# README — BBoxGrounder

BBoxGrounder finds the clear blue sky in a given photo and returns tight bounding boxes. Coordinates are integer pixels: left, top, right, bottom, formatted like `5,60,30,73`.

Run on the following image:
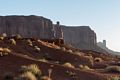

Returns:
0,0,120,51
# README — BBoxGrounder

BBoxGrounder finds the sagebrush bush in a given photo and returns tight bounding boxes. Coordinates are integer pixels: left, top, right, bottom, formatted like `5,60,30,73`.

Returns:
105,66,120,73
34,46,41,52
63,62,75,68
19,64,42,77
108,76,120,80
27,39,33,46
0,48,11,56
3,48,11,53
61,47,66,51
79,65,90,70
67,49,73,53
15,34,22,39
0,36,4,40
18,71,37,80
10,39,16,45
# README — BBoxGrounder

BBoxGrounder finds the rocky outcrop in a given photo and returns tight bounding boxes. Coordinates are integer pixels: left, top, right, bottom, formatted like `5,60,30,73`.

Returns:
97,40,120,55
0,15,54,39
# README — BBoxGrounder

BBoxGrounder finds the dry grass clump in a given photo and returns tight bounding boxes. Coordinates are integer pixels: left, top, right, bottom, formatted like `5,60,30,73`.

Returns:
19,64,42,77
94,57,103,62
63,62,75,68
79,65,90,70
61,47,66,51
0,47,11,56
27,39,33,46
67,49,73,53
0,33,7,40
107,76,120,80
10,39,16,45
34,46,41,52
14,34,22,39
38,58,48,62
105,66,120,73
18,71,37,80
74,51,82,56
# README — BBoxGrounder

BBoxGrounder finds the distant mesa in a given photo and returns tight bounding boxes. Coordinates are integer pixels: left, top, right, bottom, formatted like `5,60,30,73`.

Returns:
0,15,115,54
97,40,120,55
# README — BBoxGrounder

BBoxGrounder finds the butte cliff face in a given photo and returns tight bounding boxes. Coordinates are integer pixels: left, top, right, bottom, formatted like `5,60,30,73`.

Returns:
60,26,97,49
0,15,107,53
0,15,55,39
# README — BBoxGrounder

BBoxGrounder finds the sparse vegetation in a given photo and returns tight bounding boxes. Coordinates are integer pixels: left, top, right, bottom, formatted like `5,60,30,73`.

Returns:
15,34,22,39
10,39,16,45
34,46,41,52
0,47,11,56
61,47,66,51
63,62,75,68
79,65,90,70
67,49,73,53
18,71,37,80
19,64,42,77
27,39,33,46
107,76,120,80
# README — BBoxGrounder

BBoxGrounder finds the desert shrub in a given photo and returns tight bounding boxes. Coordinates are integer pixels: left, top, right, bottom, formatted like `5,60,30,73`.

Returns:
74,51,82,56
34,46,41,52
79,65,90,70
84,56,94,66
84,65,90,70
19,64,42,77
38,58,48,62
3,48,11,53
10,39,16,45
79,64,84,69
67,49,73,53
18,71,37,80
15,34,22,39
0,48,11,56
105,66,120,73
27,39,33,46
3,72,14,80
107,76,120,80
0,36,4,40
94,57,103,62
63,62,75,68
61,47,66,51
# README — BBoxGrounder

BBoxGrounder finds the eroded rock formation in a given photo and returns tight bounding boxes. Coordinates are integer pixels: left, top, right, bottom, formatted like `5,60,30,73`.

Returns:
0,15,54,39
0,15,107,53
